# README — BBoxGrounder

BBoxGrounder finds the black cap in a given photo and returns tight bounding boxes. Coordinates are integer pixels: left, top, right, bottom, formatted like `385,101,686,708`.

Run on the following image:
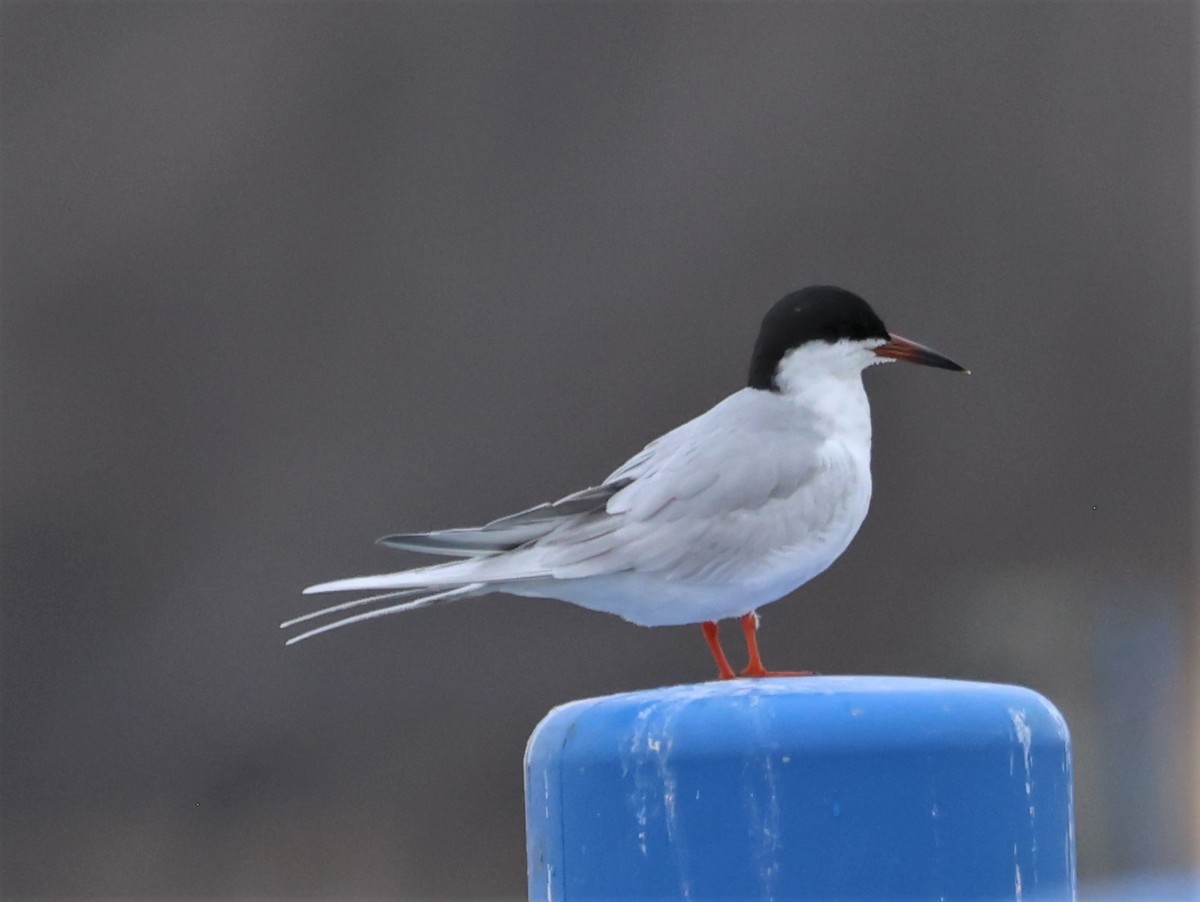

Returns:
747,286,888,391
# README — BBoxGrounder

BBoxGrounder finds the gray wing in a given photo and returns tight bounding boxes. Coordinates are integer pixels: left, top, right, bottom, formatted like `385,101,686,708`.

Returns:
382,388,834,586
522,390,838,583
377,480,631,557
602,389,824,521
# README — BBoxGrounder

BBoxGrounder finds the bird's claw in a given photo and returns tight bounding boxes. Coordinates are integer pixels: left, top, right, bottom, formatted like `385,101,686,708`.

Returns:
736,666,816,679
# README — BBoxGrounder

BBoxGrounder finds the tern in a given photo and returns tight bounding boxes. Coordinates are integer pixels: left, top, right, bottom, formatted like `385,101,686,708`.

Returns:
285,285,966,678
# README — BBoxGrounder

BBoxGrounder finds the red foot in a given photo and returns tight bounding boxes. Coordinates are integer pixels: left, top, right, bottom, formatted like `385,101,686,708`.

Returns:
701,621,736,680
738,612,811,678
739,663,815,678
700,614,813,679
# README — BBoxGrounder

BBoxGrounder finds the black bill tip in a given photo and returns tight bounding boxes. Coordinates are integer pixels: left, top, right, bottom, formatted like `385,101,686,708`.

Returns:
874,333,969,374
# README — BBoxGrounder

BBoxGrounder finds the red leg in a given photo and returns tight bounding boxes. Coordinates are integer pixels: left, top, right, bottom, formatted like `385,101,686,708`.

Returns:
701,621,736,680
739,612,813,678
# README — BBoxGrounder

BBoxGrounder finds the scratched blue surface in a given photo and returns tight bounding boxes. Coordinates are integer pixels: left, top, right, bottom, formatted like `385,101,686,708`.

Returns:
525,676,1075,901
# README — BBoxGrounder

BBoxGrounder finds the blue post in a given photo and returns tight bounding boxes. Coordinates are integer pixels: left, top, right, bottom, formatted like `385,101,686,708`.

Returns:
525,677,1075,900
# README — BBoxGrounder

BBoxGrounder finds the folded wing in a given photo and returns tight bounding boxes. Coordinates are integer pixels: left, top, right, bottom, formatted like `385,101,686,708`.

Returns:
376,480,631,557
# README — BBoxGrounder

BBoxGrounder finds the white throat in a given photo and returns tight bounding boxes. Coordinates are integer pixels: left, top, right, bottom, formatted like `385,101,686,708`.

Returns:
772,338,887,439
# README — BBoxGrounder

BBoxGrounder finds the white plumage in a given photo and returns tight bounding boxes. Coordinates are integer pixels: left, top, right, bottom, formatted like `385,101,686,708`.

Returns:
286,286,965,676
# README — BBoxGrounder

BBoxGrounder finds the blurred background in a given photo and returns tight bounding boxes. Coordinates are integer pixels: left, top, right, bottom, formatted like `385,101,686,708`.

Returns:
1,1,1195,898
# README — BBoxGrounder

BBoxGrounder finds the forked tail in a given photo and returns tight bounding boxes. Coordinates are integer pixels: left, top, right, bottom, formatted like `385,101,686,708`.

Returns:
282,581,486,645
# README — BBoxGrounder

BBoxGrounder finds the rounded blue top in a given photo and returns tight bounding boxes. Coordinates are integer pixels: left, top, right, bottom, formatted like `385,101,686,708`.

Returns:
526,676,1075,901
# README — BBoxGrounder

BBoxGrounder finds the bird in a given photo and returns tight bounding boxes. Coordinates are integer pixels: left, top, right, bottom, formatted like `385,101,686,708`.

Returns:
284,285,967,678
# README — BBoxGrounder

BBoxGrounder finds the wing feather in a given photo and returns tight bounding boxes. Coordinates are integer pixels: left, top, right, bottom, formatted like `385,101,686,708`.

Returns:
528,390,840,583
378,480,630,556
602,391,823,526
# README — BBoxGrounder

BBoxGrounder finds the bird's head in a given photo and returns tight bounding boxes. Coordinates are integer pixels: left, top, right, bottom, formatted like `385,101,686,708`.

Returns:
747,285,967,393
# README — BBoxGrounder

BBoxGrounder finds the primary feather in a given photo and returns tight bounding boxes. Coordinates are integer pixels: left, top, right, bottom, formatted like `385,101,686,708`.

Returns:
375,482,629,557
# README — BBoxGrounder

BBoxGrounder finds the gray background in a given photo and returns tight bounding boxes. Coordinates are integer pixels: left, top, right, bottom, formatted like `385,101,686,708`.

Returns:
2,1,1195,898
